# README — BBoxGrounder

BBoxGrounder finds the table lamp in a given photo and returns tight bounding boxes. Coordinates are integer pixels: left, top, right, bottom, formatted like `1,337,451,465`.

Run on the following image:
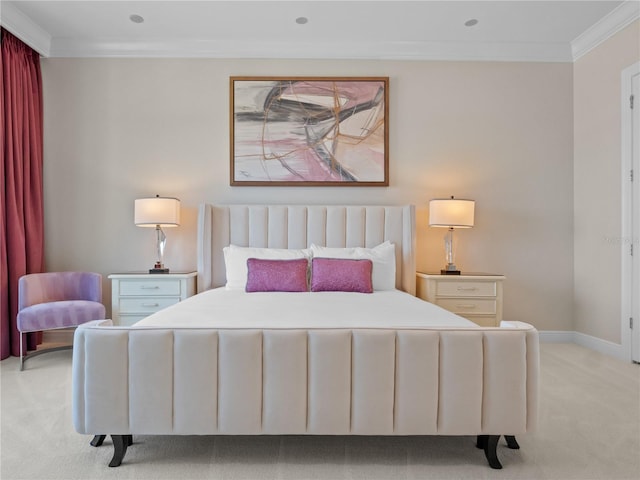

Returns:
134,195,181,273
429,196,475,275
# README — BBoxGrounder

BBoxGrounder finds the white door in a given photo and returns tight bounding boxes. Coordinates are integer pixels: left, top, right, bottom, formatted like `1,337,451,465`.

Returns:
631,71,640,363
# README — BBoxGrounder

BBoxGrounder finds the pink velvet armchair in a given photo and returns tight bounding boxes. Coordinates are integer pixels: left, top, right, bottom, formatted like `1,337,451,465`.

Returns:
17,272,106,370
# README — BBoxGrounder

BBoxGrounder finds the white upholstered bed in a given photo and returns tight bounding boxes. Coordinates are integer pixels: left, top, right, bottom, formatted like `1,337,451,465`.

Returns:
72,205,539,469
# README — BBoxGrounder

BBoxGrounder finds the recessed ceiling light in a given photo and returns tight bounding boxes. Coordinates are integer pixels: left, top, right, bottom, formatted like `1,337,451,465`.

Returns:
129,14,144,24
295,17,308,25
464,19,478,27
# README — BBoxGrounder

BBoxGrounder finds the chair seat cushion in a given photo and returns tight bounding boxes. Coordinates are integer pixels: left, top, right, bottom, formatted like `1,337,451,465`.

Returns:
17,301,106,333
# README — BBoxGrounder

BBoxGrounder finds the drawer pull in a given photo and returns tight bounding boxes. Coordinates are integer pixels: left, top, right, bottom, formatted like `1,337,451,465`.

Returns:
141,303,160,307
140,286,160,290
455,304,477,309
457,286,478,291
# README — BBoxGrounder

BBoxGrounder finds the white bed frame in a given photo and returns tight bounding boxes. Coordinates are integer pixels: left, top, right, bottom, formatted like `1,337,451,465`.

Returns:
72,204,539,470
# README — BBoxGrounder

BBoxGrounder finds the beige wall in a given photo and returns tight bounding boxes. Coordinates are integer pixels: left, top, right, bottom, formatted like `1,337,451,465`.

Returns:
573,20,640,344
41,58,574,331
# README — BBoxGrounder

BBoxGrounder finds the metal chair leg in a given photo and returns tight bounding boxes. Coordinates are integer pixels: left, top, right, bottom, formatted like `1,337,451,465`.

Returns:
19,332,24,371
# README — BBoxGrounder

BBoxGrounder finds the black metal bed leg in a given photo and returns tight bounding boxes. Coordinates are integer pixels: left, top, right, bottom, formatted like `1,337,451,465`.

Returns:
90,435,106,447
483,435,503,469
505,435,520,449
109,435,128,467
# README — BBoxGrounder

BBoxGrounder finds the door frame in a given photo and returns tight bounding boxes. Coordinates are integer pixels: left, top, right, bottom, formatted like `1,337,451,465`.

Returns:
621,61,639,362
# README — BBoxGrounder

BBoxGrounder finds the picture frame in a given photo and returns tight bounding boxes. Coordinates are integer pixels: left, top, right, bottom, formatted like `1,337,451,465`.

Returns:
230,76,389,186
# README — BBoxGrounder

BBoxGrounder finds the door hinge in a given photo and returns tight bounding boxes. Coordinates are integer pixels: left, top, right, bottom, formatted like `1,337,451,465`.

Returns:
632,94,635,109
632,244,634,256
631,317,634,329
632,169,635,182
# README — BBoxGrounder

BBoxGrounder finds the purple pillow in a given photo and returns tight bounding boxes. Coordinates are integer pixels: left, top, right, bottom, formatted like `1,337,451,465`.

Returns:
245,258,308,292
311,258,373,293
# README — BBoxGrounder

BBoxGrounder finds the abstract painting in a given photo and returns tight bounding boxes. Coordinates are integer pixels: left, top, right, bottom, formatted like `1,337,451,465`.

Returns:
230,77,389,186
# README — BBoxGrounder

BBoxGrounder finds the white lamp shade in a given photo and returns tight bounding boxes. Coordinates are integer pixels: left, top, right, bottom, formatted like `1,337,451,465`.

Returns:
429,198,475,228
134,197,181,227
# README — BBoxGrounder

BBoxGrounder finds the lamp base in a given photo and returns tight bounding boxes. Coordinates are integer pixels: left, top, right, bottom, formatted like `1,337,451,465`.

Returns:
150,261,169,274
441,269,461,275
149,268,169,274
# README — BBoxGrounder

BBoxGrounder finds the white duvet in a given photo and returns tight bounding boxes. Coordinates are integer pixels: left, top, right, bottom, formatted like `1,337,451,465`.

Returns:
135,288,476,329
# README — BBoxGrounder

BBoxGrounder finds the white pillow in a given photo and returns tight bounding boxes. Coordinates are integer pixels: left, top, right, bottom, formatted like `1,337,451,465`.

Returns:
309,245,358,259
223,245,312,289
310,241,396,291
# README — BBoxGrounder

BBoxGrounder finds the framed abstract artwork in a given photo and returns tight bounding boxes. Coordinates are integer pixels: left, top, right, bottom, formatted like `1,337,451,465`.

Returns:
230,77,389,186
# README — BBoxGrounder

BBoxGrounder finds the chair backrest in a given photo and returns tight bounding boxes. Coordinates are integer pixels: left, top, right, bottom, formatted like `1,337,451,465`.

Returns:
18,272,102,310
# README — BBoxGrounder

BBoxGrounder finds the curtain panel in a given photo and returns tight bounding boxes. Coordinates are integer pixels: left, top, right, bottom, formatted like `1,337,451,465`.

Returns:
1,29,45,359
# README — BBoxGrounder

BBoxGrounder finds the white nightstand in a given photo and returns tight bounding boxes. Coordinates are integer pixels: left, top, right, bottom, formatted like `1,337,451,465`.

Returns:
109,272,197,326
416,272,505,327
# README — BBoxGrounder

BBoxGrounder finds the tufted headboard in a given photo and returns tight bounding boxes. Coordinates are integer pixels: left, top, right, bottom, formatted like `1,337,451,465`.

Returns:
197,204,416,294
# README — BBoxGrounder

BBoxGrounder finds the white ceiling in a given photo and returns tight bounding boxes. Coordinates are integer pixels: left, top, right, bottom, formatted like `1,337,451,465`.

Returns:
2,1,639,61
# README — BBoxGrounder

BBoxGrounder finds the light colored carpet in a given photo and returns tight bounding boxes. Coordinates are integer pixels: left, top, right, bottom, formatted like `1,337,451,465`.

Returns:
1,343,638,480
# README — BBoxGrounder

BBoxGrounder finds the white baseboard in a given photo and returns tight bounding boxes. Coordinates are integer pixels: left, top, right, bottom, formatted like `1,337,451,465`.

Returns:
573,331,626,361
539,330,626,361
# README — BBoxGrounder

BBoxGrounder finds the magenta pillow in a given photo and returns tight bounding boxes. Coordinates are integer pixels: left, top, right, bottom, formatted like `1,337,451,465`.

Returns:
245,258,308,292
310,258,373,293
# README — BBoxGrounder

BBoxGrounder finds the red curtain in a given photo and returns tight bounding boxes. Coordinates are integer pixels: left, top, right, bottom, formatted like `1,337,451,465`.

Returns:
1,29,45,359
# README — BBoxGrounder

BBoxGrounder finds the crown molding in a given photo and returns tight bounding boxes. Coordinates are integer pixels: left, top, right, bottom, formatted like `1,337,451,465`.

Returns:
49,37,573,63
571,1,640,61
0,1,51,56
10,0,629,64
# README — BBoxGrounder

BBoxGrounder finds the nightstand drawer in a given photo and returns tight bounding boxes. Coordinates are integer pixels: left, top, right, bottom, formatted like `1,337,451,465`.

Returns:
119,297,179,314
436,298,497,315
436,281,496,297
119,279,182,296
416,273,504,327
109,272,197,326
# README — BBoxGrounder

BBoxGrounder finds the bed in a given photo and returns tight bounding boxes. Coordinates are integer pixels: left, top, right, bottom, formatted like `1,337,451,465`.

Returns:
72,204,539,469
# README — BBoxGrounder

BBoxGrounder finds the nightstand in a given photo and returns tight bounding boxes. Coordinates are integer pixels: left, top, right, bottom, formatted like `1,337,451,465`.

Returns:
108,272,197,326
416,272,505,327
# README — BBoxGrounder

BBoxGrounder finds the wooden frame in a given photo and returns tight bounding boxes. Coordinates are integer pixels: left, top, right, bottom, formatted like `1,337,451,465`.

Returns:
230,77,389,186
